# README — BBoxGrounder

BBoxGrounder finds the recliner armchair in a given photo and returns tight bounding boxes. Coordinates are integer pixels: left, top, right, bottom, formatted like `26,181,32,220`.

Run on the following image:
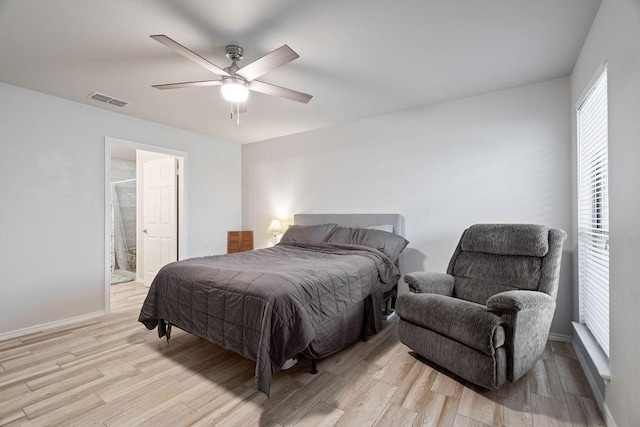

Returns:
396,224,566,389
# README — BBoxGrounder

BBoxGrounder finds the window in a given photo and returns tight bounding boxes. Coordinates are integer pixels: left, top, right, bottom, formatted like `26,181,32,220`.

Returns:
577,66,609,357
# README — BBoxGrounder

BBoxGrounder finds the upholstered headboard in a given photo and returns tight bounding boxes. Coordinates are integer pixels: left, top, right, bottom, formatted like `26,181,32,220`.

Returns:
293,213,405,237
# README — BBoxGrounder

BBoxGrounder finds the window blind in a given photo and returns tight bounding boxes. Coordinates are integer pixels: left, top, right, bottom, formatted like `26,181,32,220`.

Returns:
577,67,609,357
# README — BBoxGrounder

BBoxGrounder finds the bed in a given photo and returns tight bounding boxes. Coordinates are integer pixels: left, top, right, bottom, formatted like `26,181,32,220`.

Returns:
138,213,407,395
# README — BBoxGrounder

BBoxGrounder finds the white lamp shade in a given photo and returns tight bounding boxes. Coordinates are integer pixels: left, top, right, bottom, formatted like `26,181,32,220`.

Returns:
221,78,249,103
267,219,283,234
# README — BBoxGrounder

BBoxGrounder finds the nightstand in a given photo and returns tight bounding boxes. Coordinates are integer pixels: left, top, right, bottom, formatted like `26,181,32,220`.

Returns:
227,231,253,253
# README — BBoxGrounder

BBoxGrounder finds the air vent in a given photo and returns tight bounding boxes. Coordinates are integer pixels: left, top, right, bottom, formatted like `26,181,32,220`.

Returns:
108,98,128,107
88,92,128,108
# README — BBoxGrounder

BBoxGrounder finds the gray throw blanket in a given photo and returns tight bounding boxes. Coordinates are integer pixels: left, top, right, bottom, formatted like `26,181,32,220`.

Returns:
138,242,399,395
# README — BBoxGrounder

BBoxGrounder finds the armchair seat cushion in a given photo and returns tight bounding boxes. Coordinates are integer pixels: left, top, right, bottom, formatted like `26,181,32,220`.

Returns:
396,293,505,356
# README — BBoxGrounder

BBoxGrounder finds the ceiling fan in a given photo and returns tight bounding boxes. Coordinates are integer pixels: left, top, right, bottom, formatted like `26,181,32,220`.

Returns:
150,35,313,122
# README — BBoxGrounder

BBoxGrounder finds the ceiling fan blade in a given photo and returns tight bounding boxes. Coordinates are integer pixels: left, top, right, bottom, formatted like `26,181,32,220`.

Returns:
249,80,313,104
236,45,299,82
152,80,222,90
151,35,230,77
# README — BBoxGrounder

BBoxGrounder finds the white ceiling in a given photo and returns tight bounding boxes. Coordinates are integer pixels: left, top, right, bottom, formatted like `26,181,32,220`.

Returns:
0,0,600,144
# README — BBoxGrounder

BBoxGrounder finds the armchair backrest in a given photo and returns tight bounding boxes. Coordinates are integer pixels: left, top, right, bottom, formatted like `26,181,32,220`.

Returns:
446,224,567,305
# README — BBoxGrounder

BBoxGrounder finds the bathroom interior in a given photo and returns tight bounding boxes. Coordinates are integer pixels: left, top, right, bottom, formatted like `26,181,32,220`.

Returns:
110,146,136,285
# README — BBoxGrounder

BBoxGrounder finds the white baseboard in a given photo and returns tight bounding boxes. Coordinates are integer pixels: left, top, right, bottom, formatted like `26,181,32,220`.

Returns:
548,332,572,342
0,311,105,342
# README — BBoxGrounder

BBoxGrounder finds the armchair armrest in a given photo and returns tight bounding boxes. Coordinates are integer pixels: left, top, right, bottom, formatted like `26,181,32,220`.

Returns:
487,290,555,312
404,272,454,296
486,290,557,382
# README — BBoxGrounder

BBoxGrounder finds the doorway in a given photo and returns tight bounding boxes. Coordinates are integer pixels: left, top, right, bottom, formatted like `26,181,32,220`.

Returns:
110,145,137,285
104,137,187,313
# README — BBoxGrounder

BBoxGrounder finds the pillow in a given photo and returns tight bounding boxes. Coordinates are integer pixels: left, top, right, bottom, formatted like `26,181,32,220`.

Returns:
367,224,394,233
280,223,338,244
354,228,409,262
325,226,351,244
327,226,409,262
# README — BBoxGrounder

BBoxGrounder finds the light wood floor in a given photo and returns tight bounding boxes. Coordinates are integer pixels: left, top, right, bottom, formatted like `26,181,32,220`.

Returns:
0,282,604,426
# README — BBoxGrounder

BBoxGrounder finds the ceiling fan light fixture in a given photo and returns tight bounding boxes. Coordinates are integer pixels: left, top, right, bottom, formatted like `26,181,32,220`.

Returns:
221,78,249,103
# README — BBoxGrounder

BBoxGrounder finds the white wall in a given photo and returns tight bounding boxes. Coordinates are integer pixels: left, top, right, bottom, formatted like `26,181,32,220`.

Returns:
571,0,640,425
0,82,241,337
243,77,573,336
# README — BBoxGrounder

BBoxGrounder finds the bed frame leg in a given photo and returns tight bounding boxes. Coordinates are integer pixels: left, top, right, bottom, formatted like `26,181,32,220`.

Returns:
310,360,318,375
165,322,172,343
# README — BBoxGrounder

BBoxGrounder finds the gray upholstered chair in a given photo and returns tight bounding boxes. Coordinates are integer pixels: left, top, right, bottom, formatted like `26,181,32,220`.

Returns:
396,224,566,389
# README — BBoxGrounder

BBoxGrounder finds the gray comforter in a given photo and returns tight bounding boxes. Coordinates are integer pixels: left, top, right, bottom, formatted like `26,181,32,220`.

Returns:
138,242,399,395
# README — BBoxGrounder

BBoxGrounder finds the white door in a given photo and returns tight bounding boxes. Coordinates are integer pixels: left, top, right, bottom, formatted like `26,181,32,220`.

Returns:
143,156,177,286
